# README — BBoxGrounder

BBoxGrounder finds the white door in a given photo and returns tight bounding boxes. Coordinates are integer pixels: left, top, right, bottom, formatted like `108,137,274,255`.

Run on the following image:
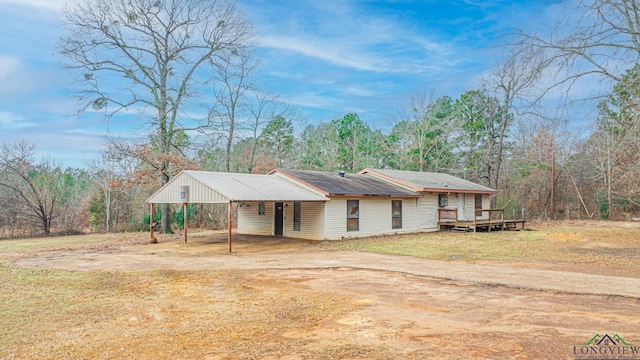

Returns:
457,194,465,221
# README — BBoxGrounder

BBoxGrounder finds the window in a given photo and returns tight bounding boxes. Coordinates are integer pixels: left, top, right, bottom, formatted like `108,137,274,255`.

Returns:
258,202,265,215
392,200,402,229
293,202,301,231
475,194,483,209
347,200,359,231
438,194,448,207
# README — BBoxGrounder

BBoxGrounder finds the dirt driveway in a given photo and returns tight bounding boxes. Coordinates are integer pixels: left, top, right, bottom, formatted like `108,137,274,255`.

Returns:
7,232,640,359
14,233,640,299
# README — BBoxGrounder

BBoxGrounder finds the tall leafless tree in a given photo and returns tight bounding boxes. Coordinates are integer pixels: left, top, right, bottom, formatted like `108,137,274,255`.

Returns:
59,0,254,232
487,47,550,196
208,49,257,172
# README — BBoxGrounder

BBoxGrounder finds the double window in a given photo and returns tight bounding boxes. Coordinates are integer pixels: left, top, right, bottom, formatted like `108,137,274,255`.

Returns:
392,200,402,229
347,200,359,231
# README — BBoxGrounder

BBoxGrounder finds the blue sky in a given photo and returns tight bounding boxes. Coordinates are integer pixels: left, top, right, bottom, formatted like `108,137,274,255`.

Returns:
0,0,555,167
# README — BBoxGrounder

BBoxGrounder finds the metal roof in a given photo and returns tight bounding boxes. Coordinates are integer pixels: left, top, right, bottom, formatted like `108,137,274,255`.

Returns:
273,169,419,197
147,170,327,203
360,168,498,194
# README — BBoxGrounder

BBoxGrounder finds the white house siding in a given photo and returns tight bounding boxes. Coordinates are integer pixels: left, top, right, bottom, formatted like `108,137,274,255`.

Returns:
478,194,490,220
282,202,326,240
417,193,439,230
323,197,418,240
323,199,347,240
148,174,229,204
237,202,274,236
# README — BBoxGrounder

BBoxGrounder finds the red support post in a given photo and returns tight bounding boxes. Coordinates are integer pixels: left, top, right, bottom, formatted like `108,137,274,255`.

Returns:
183,202,188,244
228,202,232,253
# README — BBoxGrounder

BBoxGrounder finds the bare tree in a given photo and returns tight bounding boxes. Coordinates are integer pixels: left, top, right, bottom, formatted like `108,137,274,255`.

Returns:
87,150,119,232
0,141,61,235
517,0,640,99
487,47,550,194
59,0,254,232
208,49,257,172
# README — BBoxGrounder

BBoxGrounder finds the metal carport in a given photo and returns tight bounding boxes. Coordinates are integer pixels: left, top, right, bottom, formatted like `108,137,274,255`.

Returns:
146,171,326,252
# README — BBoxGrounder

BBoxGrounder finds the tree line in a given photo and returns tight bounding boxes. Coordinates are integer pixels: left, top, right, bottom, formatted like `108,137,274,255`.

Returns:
1,0,639,237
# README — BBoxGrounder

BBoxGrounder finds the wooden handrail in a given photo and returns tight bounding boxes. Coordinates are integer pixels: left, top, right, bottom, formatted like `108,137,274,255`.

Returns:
474,209,504,224
439,208,507,224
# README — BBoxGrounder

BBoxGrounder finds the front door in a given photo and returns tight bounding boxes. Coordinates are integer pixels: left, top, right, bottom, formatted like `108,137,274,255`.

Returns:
274,202,284,236
457,194,465,221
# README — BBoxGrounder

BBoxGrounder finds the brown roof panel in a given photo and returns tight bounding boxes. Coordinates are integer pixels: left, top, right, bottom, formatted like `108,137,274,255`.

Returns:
273,169,419,197
360,168,498,194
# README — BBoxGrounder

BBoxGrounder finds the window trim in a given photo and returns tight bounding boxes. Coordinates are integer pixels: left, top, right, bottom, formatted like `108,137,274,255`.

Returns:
392,200,402,229
438,194,448,207
347,200,359,232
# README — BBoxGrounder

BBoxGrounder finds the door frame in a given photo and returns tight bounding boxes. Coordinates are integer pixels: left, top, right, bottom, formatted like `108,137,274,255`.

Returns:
274,202,284,236
457,194,465,221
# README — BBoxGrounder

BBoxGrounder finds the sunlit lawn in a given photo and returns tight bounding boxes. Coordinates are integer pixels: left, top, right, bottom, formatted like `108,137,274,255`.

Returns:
324,221,640,275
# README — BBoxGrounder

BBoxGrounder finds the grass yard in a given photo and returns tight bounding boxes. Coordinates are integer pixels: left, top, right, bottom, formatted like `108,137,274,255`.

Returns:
325,220,640,276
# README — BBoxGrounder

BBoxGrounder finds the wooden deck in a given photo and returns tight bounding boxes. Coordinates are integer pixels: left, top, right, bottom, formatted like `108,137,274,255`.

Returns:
438,209,526,232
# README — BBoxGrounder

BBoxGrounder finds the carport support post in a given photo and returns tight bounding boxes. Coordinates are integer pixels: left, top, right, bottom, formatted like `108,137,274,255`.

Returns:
183,202,188,244
149,203,157,243
228,201,232,253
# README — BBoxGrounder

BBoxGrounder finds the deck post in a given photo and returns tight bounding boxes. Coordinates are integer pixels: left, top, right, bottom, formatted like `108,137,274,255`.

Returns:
183,202,188,244
149,203,157,243
228,201,232,253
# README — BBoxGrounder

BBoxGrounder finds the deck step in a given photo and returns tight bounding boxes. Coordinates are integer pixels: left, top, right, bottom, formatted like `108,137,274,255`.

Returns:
451,226,470,232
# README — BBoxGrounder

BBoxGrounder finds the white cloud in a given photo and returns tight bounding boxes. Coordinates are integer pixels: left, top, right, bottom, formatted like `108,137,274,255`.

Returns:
253,0,458,76
259,35,385,73
0,0,65,11
0,111,35,129
0,55,22,81
342,86,380,97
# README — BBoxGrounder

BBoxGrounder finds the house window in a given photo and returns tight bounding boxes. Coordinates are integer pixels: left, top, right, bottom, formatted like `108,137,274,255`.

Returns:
392,200,402,229
293,202,301,231
347,200,359,231
475,194,483,209
258,202,265,215
438,194,448,207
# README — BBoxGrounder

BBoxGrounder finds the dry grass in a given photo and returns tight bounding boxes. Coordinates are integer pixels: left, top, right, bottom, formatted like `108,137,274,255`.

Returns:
324,220,640,276
0,262,370,359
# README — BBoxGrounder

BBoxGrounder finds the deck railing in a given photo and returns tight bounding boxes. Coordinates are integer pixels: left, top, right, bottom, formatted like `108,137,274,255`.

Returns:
438,208,524,231
438,208,505,224
438,208,458,222
474,209,504,224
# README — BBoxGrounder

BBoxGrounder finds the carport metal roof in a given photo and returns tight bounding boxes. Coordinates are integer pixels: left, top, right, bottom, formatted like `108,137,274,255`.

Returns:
146,171,326,252
147,170,327,204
